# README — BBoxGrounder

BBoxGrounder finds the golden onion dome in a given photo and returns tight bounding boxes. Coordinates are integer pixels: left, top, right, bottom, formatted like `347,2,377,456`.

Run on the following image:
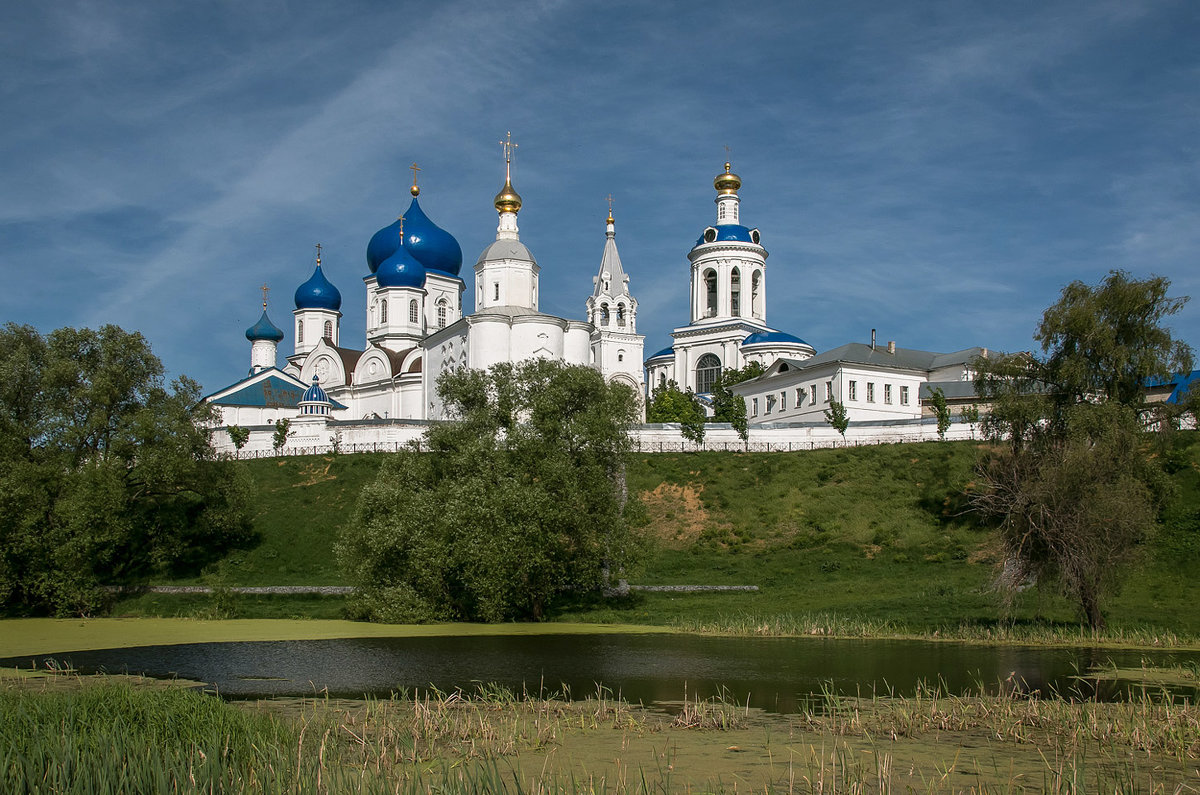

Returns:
714,162,741,195
494,177,522,214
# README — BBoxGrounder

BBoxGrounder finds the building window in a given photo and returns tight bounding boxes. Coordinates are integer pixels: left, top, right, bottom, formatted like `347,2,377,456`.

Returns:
848,380,857,401
796,388,804,407
824,381,832,402
379,299,388,324
766,395,775,415
617,352,624,362
780,391,787,410
696,353,721,394
751,271,762,316
600,303,609,326
730,268,741,316
323,320,333,340
659,373,667,388
900,385,910,405
884,384,893,404
866,382,875,403
409,299,419,323
617,303,626,327
704,269,717,317
751,398,758,417
297,321,303,344
493,283,499,301
437,299,448,329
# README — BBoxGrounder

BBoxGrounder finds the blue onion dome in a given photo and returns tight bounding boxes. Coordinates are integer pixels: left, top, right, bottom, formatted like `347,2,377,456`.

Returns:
245,310,284,342
366,217,402,274
301,376,329,403
742,330,810,347
401,197,463,276
294,263,342,311
375,241,427,288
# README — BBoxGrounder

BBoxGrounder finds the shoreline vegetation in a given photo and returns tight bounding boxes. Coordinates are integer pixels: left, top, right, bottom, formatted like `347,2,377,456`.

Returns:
3,671,1197,793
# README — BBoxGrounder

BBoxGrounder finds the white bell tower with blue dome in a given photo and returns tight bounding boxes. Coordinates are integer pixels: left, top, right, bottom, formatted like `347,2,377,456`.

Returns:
245,285,284,374
292,244,342,357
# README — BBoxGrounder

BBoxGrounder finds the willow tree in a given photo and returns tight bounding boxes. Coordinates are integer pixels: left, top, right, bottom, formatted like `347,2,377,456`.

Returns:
972,272,1191,628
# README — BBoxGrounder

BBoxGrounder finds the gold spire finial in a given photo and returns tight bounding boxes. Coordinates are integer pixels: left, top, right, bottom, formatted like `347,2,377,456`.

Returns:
398,216,404,237
605,193,614,225
494,131,522,214
315,242,322,266
714,159,741,195
260,284,269,310
409,162,421,197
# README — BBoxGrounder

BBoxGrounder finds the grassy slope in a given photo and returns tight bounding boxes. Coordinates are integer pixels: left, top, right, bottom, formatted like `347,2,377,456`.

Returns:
116,436,1200,635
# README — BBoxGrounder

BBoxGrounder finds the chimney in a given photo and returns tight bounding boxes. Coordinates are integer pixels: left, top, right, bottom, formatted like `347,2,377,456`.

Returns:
887,340,896,354
870,328,876,351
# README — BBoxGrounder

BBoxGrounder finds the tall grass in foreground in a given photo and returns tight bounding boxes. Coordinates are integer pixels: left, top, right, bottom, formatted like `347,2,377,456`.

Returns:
675,612,1196,647
4,679,1197,793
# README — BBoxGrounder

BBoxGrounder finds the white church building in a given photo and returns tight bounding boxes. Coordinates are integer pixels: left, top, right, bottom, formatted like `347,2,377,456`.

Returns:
205,151,992,452
204,140,645,434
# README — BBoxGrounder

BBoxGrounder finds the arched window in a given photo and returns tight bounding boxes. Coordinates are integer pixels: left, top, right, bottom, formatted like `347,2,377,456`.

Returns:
658,372,667,388
704,269,717,317
437,299,448,328
617,350,625,362
616,303,626,327
696,353,721,394
493,283,500,302
751,270,762,317
323,320,333,340
409,299,419,323
297,321,304,344
730,268,741,316
600,303,609,326
379,299,388,324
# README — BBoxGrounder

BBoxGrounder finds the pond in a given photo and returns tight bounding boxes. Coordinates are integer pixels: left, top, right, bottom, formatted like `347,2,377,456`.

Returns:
5,634,1198,713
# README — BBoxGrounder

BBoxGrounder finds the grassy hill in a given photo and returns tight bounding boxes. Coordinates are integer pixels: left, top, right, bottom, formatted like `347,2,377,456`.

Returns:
116,435,1200,636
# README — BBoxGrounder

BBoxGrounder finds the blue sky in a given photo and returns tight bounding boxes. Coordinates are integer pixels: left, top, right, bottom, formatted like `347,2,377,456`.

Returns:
3,0,1198,391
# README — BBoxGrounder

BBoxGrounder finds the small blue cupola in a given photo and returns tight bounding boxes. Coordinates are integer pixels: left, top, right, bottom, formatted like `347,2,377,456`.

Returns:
298,376,332,417
245,310,284,342
294,262,342,311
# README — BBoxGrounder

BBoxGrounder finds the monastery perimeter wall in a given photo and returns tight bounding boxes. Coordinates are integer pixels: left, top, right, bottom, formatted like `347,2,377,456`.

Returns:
214,417,979,459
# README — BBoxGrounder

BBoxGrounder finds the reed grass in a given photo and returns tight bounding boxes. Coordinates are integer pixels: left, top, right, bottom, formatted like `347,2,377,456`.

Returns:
673,611,1199,649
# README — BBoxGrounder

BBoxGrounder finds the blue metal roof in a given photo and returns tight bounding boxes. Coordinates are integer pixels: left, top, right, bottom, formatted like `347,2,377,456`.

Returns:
301,376,329,404
207,372,346,410
694,224,758,247
294,264,342,311
366,217,402,274
646,346,675,360
741,330,810,347
1146,370,1200,404
245,310,284,342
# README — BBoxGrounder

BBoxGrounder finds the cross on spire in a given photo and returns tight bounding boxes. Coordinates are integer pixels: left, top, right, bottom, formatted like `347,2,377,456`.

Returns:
260,284,269,309
409,162,421,196
315,242,322,265
499,131,518,184
605,193,614,225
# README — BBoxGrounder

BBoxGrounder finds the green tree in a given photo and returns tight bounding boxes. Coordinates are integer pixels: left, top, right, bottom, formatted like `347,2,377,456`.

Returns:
710,362,765,442
929,387,952,440
646,379,707,444
824,400,849,443
958,404,980,440
338,359,643,623
0,324,253,616
272,418,290,453
227,426,250,451
972,273,1192,628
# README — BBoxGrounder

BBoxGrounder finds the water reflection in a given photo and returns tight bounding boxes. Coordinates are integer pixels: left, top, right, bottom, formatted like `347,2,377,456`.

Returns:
4,634,1196,713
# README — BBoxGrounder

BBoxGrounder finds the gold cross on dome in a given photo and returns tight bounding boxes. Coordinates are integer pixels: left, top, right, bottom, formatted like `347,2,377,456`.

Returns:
260,284,269,309
606,193,614,213
409,162,420,188
315,242,322,265
499,131,518,164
